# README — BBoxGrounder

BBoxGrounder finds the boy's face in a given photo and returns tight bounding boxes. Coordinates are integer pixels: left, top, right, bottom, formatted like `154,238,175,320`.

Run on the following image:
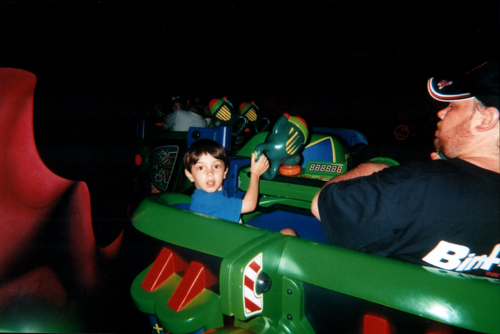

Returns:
185,153,228,193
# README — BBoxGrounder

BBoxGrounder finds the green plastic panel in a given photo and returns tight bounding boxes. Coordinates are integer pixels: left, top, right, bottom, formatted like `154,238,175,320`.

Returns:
131,263,224,333
239,167,320,202
131,192,500,333
132,193,269,258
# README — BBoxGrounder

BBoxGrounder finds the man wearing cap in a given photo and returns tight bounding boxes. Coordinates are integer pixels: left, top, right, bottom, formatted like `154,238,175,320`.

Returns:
311,61,500,279
163,96,208,131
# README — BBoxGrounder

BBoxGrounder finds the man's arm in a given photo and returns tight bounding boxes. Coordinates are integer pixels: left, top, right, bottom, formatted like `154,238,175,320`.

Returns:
311,162,389,220
241,153,270,213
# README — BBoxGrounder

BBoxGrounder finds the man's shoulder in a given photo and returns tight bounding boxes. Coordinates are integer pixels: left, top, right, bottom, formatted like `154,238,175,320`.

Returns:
404,158,500,180
187,111,206,119
174,109,190,115
388,159,465,175
378,159,500,187
353,160,463,189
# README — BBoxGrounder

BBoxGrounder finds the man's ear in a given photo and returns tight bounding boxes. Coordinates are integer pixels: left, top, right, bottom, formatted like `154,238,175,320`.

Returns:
474,107,500,132
185,169,195,182
223,167,229,180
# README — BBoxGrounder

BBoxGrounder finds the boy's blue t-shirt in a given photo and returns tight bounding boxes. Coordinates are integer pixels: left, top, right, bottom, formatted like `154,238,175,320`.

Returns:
189,189,243,223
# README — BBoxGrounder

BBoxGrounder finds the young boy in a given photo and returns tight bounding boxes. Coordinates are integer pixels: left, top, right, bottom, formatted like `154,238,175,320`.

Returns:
183,139,270,223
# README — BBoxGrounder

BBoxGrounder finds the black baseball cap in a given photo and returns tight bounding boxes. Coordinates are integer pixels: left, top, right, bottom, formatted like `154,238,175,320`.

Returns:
427,60,499,110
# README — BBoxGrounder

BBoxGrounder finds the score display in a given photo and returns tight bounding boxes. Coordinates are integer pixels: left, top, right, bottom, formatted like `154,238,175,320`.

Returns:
303,161,346,179
308,163,343,173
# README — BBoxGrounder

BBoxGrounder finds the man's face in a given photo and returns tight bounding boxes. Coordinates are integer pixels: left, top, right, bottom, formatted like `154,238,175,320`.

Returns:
185,153,228,193
172,102,182,112
434,99,476,158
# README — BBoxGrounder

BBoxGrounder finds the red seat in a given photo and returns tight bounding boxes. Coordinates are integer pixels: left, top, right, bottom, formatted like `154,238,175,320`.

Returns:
0,67,122,329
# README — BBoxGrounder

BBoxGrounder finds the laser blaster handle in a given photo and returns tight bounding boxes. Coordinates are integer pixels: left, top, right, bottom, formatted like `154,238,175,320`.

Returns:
257,118,271,133
232,116,248,137
253,145,278,180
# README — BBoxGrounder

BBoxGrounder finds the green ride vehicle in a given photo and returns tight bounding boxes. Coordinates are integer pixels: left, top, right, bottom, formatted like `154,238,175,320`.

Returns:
130,113,500,334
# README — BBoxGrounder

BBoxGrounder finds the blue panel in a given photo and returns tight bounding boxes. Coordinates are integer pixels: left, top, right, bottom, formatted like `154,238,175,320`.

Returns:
247,211,327,243
173,203,191,210
187,126,231,152
312,127,368,147
301,137,334,167
224,156,251,197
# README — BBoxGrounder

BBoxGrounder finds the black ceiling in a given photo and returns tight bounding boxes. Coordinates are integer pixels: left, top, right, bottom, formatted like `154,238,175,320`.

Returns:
1,1,498,97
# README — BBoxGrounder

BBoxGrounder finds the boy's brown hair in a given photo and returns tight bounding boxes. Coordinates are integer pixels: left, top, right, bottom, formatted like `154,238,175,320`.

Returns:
183,139,229,172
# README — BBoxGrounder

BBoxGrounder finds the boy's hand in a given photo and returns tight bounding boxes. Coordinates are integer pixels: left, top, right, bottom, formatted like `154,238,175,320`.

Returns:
251,153,270,177
241,153,270,214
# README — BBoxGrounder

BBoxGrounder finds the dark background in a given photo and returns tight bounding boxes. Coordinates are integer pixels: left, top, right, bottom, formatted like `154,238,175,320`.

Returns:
1,1,498,149
0,0,499,332
2,1,499,140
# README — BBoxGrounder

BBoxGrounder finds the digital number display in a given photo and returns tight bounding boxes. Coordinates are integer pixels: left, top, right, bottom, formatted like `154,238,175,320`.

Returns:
308,163,343,174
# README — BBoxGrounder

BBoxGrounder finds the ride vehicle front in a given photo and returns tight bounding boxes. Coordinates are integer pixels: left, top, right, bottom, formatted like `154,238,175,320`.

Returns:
130,114,499,334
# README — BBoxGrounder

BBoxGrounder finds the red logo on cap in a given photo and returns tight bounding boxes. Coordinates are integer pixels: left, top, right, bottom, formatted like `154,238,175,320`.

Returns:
437,80,452,90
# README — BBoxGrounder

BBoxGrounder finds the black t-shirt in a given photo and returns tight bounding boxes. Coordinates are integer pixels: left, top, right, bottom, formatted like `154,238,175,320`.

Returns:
318,158,500,279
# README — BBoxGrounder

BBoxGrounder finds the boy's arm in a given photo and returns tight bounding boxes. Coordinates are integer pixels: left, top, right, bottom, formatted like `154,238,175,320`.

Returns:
241,154,269,213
